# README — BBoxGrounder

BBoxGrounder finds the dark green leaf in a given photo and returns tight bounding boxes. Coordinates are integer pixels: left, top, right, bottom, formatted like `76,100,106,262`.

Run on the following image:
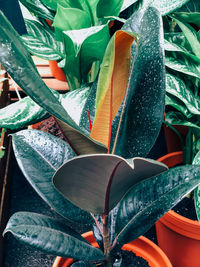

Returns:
165,94,192,118
22,19,64,60
113,165,200,248
53,154,167,214
176,0,200,12
53,5,92,41
0,12,107,154
12,130,93,224
19,0,54,20
174,12,200,27
4,212,104,261
120,0,138,12
193,152,200,222
96,0,123,18
166,73,200,115
165,111,200,130
111,7,165,158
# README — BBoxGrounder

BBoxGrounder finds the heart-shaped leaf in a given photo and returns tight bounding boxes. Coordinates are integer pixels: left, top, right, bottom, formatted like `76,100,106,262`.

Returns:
0,12,107,155
53,154,167,214
111,7,166,158
90,30,135,151
4,212,104,261
12,130,93,224
22,19,64,61
113,164,200,249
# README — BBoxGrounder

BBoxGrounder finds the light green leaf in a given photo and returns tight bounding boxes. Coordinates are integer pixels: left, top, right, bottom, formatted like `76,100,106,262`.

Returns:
4,212,104,260
121,0,138,12
22,19,64,60
194,151,200,222
152,0,190,15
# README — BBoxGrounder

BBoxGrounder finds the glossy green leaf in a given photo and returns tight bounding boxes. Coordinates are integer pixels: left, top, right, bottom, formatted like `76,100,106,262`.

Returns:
152,0,189,15
62,24,110,90
0,96,48,130
113,165,200,248
96,0,123,18
110,7,165,158
121,0,138,12
12,130,93,224
164,39,200,64
193,152,200,222
170,14,200,58
166,73,200,116
165,94,192,118
177,0,200,12
165,56,200,78
19,0,54,20
22,19,64,61
174,12,200,27
53,154,167,214
0,12,107,155
165,32,192,52
165,111,200,130
4,212,104,261
53,5,92,41
40,0,67,10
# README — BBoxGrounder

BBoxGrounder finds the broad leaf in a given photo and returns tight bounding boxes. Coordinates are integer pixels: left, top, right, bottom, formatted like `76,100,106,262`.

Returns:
151,0,190,15
90,31,135,150
0,12,107,155
96,0,124,18
53,154,167,214
110,7,165,158
53,5,92,41
177,0,200,12
121,0,138,12
19,0,54,20
174,12,200,27
12,130,93,224
22,19,64,61
170,14,200,58
62,24,110,90
165,111,200,130
166,73,200,116
113,165,200,248
4,212,104,261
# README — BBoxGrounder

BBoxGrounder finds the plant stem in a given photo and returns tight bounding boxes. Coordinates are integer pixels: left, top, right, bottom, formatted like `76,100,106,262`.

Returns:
101,214,112,267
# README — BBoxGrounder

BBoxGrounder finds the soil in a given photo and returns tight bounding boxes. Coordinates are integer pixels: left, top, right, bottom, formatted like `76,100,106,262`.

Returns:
172,196,198,221
71,250,150,266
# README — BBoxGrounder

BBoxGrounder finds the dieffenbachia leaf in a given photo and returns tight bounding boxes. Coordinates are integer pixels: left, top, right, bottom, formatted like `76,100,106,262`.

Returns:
90,30,135,151
0,12,107,155
120,0,138,12
166,73,200,116
53,154,167,214
174,12,200,27
113,164,200,249
151,0,189,15
164,39,200,64
165,94,192,118
165,111,200,130
12,130,93,224
19,0,54,20
170,14,200,58
193,151,200,222
110,7,165,158
53,5,92,41
4,212,104,261
22,19,64,61
62,24,110,90
165,56,200,79
96,0,124,18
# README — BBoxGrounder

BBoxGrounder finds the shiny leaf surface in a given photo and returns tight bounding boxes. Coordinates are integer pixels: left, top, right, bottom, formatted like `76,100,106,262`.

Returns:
111,7,165,158
22,19,64,60
0,12,107,155
152,0,189,15
53,154,167,214
4,212,104,260
193,152,200,222
96,0,123,18
12,130,93,224
175,12,200,27
113,165,200,248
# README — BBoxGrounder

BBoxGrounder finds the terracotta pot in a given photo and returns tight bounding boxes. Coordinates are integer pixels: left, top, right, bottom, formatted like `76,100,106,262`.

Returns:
53,231,172,267
49,60,66,82
156,151,200,267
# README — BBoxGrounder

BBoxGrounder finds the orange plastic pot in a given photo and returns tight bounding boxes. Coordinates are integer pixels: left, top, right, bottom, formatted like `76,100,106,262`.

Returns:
156,151,200,267
53,231,172,267
49,60,66,82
